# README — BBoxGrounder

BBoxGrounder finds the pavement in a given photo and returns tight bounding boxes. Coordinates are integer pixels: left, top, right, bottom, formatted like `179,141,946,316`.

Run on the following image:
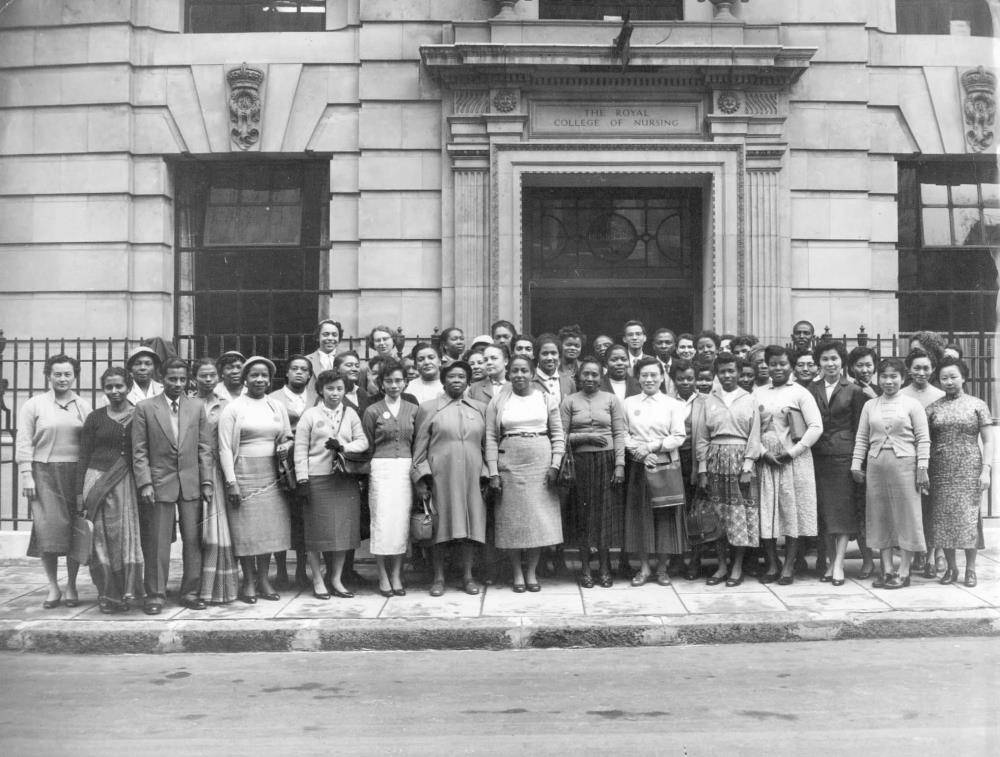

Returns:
1,529,999,653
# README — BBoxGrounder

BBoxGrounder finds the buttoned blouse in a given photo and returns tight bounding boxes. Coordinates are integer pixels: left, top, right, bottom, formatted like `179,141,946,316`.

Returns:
363,398,417,460
16,391,92,476
851,394,930,469
560,390,626,467
623,391,686,464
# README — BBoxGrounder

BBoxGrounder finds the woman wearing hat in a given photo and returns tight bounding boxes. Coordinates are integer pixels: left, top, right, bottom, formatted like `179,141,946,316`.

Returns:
218,356,293,603
126,346,162,405
411,360,489,596
213,351,246,403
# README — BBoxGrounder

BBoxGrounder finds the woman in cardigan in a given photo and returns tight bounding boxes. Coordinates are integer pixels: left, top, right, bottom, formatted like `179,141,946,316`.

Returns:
808,341,868,586
218,356,293,603
925,357,993,587
559,356,626,588
623,357,688,586
362,359,418,597
294,369,369,599
192,358,239,604
76,367,144,613
851,357,930,589
755,345,823,585
16,354,92,609
693,353,762,586
411,361,489,597
485,355,566,592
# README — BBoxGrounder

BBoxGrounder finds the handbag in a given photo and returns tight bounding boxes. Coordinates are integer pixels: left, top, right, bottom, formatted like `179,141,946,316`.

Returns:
686,490,723,545
785,406,806,443
276,444,297,492
557,442,576,488
410,494,437,545
644,458,685,508
69,513,94,566
331,410,371,476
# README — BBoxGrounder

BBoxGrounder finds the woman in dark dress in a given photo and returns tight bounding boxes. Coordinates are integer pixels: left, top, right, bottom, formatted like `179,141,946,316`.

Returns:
76,367,144,613
809,341,867,586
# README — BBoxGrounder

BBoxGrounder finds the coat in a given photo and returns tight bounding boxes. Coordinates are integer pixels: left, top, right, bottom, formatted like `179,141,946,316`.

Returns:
132,393,214,502
411,395,488,544
808,376,867,457
305,349,337,380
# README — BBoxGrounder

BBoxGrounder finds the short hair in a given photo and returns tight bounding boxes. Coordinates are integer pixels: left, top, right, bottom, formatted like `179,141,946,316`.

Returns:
653,328,676,341
730,335,756,350
623,319,646,335
315,368,346,394
847,345,879,370
792,320,815,334
792,348,815,365
696,330,721,348
557,324,587,345
592,334,614,347
693,354,716,374
286,353,313,375
315,319,342,338
367,325,395,351
333,350,361,368
812,339,847,365
576,355,603,378
763,344,791,364
462,346,486,360
513,334,535,351
720,333,736,344
162,357,189,375
216,352,244,371
483,342,511,362
713,351,743,373
507,354,537,376
603,343,629,366
410,341,437,361
378,357,407,386
633,355,663,379
437,327,464,352
905,347,934,369
100,365,128,387
877,357,906,377
676,332,695,346
194,357,217,373
534,333,561,357
440,360,473,384
44,354,79,378
490,319,518,339
909,330,946,362
937,355,969,381
747,344,767,362
668,357,694,380
944,342,964,360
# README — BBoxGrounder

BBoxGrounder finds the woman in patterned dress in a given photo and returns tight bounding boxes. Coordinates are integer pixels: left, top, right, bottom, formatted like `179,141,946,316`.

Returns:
925,357,994,588
755,345,822,585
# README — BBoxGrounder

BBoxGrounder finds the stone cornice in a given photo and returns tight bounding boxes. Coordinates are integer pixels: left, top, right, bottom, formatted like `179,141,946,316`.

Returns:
421,43,815,89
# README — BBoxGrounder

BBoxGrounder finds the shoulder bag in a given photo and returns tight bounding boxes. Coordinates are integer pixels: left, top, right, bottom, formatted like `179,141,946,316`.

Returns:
686,489,723,545
331,410,371,476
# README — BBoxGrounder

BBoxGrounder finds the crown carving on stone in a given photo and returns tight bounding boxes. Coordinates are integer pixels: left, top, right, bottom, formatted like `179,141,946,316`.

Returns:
227,62,264,90
961,66,996,95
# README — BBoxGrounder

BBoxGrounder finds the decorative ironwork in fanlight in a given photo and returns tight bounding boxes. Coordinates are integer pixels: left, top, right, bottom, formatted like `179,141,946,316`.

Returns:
526,187,699,279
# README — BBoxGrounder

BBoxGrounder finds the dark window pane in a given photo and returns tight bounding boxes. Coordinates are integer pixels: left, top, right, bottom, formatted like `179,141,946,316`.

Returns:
895,0,994,37
187,1,325,33
540,1,683,20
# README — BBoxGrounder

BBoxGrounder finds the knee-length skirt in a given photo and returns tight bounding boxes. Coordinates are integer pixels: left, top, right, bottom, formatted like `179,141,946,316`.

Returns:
865,451,925,552
305,473,360,553
705,443,759,548
369,457,413,555
27,462,76,557
495,435,563,549
814,453,858,535
624,460,686,555
230,456,291,557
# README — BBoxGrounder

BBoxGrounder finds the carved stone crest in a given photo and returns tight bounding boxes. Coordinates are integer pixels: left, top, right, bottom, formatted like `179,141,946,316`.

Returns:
961,66,996,153
227,63,265,150
493,89,519,113
717,92,740,114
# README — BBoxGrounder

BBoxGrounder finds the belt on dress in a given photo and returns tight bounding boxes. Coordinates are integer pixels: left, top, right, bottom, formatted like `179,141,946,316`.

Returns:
501,432,545,439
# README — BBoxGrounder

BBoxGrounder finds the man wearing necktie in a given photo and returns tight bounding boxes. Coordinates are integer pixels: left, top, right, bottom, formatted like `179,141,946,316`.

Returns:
132,358,214,614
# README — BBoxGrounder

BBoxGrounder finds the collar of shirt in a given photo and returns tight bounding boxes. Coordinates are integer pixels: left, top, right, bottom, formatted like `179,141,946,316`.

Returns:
639,392,663,403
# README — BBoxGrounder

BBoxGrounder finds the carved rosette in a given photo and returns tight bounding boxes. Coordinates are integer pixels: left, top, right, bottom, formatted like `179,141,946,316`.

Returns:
961,66,996,153
492,89,519,113
717,92,740,114
227,62,265,150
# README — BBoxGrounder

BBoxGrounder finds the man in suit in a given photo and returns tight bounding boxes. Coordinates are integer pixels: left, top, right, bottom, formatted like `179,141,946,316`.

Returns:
623,320,649,372
132,357,214,614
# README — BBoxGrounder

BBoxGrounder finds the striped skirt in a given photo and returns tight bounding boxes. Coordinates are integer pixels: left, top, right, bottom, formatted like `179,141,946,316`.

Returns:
570,450,624,550
624,460,686,555
198,464,239,604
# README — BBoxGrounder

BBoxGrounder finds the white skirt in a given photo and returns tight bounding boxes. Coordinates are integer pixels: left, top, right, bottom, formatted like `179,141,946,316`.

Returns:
369,457,413,555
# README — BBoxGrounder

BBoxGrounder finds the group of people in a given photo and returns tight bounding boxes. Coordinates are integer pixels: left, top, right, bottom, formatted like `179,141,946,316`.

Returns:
15,319,992,613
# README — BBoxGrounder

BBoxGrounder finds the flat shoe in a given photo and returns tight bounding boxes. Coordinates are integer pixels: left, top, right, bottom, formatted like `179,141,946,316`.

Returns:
238,594,257,605
964,569,977,588
144,602,163,615
630,571,651,587
578,574,595,589
656,573,671,587
939,569,956,585
831,578,845,587
725,575,744,588
463,580,480,596
758,572,780,584
705,574,726,586
183,597,208,610
63,597,80,608
872,573,893,589
819,575,833,583
313,590,331,600
776,575,794,586
598,573,613,588
392,588,407,597
42,596,61,610
525,583,541,593
331,588,355,599
883,575,910,589
429,581,445,597
922,562,937,579
258,591,280,601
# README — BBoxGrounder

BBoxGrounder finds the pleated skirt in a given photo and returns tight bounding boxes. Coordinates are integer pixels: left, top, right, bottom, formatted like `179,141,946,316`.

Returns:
230,456,291,557
624,460,686,555
570,450,624,550
305,473,360,553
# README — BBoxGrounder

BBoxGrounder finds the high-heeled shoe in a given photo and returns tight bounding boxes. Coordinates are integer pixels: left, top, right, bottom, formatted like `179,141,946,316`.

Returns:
705,574,726,586
964,569,977,588
831,577,845,587
313,589,332,600
238,593,257,604
378,587,393,598
819,574,833,583
858,565,875,580
331,587,355,599
776,575,794,586
725,575,744,588
392,588,407,597
883,574,910,589
42,593,62,610
758,571,780,584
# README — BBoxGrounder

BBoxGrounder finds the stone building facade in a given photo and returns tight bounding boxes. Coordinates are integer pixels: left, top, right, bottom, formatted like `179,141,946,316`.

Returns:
0,0,997,343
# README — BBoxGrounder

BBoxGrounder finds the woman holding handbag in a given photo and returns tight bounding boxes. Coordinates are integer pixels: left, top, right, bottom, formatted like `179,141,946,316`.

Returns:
485,355,566,593
560,356,626,589
623,357,687,587
294,369,369,599
218,356,293,604
76,367,144,613
692,353,762,587
362,359,417,597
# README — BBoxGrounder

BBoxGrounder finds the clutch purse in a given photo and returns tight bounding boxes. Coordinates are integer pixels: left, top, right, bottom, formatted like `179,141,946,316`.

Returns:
334,451,371,477
785,407,806,443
